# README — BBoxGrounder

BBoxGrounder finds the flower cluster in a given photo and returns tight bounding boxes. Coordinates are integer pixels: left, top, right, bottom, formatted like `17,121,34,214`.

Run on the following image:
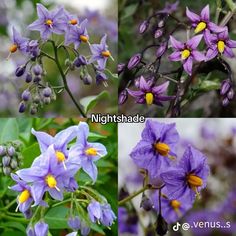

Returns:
119,2,236,114
128,120,209,229
9,122,116,236
9,4,113,116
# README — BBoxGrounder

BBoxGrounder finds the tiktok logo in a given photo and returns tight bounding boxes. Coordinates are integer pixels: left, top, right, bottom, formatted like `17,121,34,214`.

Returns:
173,222,181,231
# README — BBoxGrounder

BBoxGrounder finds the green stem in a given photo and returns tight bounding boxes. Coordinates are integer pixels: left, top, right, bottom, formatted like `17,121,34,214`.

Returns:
215,0,222,24
2,215,28,223
3,199,17,211
220,0,236,26
40,51,55,61
225,0,236,11
51,198,88,208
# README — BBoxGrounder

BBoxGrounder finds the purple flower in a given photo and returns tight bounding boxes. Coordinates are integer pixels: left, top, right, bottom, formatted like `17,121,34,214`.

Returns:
68,216,81,230
158,1,179,14
127,53,142,70
205,28,236,60
64,19,89,49
69,122,107,182
9,173,33,213
186,5,224,35
28,4,65,40
9,27,29,55
130,120,179,178
160,145,209,202
61,9,79,31
169,35,205,75
26,40,40,58
100,203,117,227
152,187,192,223
127,76,174,106
89,34,111,70
27,221,48,236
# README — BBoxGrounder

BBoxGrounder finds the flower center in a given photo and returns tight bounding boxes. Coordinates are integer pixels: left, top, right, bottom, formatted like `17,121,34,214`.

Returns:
69,19,78,25
55,151,66,162
18,189,30,203
145,92,154,105
170,200,181,209
217,40,225,53
45,19,53,26
101,51,111,57
154,142,170,156
85,147,98,156
9,44,18,53
194,21,207,33
45,174,57,188
181,49,191,60
80,35,88,43
187,174,203,188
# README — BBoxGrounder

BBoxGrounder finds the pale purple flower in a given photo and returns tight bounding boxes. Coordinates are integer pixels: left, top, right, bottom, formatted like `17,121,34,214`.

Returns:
64,19,89,49
28,4,65,40
130,120,179,179
161,145,209,202
27,221,48,236
169,35,205,75
186,5,224,35
127,76,174,106
205,28,236,60
68,216,81,230
89,34,111,70
61,9,79,31
69,122,107,182
26,40,40,58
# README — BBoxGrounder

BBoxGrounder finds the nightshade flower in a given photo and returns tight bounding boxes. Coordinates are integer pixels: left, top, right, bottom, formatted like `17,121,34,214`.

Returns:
28,4,65,40
130,120,179,178
158,1,179,14
9,173,33,213
169,35,205,75
68,216,81,230
205,28,236,60
160,145,209,202
61,9,79,31
127,76,174,106
89,34,112,70
16,145,78,206
27,221,48,236
186,5,224,35
64,19,89,49
69,122,107,182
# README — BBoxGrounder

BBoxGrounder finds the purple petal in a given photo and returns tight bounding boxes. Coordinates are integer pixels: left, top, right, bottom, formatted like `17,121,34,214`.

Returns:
27,19,44,31
139,76,151,91
186,35,203,49
206,48,218,61
157,95,175,101
200,5,210,21
81,158,98,182
169,36,183,50
16,167,47,182
227,39,236,48
52,6,64,19
36,3,49,19
34,222,48,236
127,89,144,98
76,122,89,147
41,28,52,41
100,34,107,48
168,51,181,61
224,46,234,58
203,30,215,46
152,81,169,94
10,184,24,192
186,7,200,22
218,27,229,40
48,188,63,200
31,181,46,205
19,198,33,212
191,50,206,61
183,57,193,75
208,22,225,33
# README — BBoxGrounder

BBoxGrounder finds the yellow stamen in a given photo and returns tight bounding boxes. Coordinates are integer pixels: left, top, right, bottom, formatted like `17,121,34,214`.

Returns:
187,174,203,188
45,19,53,26
194,21,207,33
101,50,111,57
181,49,191,60
9,44,18,53
85,148,98,156
170,200,181,209
69,19,78,25
55,151,66,162
154,142,170,156
217,40,225,53
18,189,30,203
145,92,154,105
80,35,88,43
45,174,57,189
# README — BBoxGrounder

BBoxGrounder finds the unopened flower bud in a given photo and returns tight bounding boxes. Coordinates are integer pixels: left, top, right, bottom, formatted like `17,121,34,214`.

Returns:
227,88,234,100
2,156,10,167
118,63,126,75
15,66,26,77
23,209,33,219
81,74,93,85
118,89,128,105
33,64,43,76
156,42,168,58
43,97,51,105
7,146,15,156
154,29,163,39
140,194,153,211
222,97,229,107
96,72,107,84
42,87,52,97
22,90,31,101
25,73,33,83
10,159,18,169
30,106,38,115
155,214,168,236
33,75,41,83
74,55,88,67
220,80,231,96
0,146,6,156
18,102,26,113
128,53,142,70
139,20,149,34
3,166,11,175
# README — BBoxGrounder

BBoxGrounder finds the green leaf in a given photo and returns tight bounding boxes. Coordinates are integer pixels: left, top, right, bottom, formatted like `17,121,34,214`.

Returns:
80,91,109,114
199,80,220,92
22,143,40,168
0,119,19,143
120,3,138,20
0,222,25,233
88,132,107,141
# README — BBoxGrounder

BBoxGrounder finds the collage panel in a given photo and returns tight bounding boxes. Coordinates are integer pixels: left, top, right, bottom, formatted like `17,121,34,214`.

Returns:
0,118,117,235
119,118,236,236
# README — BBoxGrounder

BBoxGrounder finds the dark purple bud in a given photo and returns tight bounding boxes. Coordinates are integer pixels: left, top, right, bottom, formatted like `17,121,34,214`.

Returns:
139,20,149,34
10,159,18,169
158,20,165,28
42,87,52,97
81,74,93,85
23,209,33,219
227,88,234,100
118,63,126,75
43,97,51,105
18,102,26,113
222,97,229,106
15,65,26,77
0,146,6,156
7,146,15,156
74,55,88,67
2,156,10,167
156,42,168,58
154,29,163,39
33,64,43,76
118,89,128,105
140,194,153,211
33,75,42,83
155,214,168,236
3,167,11,175
96,72,107,84
128,53,142,70
220,80,231,96
25,73,32,83
21,90,31,101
